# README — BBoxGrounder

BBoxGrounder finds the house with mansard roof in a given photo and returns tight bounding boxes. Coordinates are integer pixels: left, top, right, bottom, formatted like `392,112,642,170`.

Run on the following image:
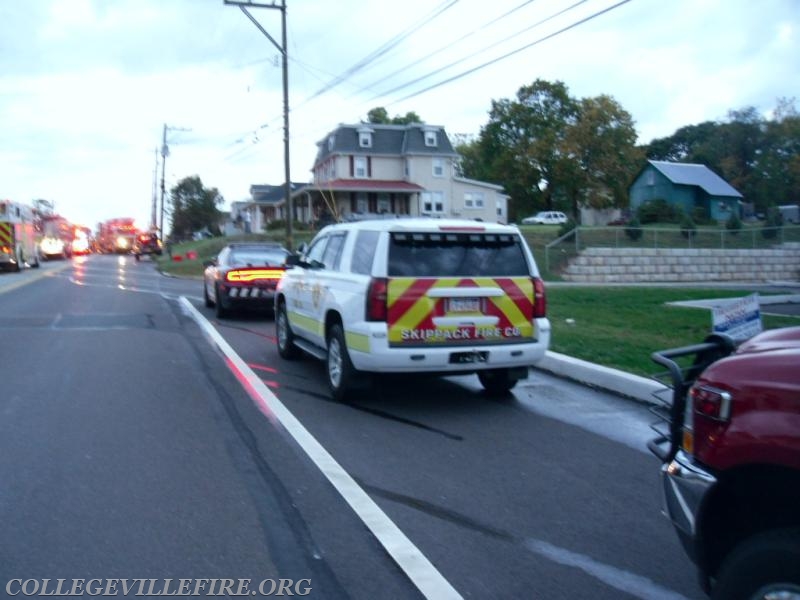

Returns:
291,122,509,224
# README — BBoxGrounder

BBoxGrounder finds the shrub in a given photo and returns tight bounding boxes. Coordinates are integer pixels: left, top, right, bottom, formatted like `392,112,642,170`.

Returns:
636,198,679,224
625,216,643,241
264,219,310,232
680,213,697,239
762,208,783,239
692,206,710,225
725,210,743,235
558,217,577,238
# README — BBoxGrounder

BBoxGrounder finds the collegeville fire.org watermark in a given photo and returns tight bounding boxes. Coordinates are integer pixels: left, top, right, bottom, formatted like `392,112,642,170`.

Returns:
5,579,312,597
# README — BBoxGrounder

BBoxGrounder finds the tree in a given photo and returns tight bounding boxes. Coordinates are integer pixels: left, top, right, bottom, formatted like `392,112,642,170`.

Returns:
366,107,423,125
169,176,223,239
645,99,800,214
563,94,642,215
456,79,640,222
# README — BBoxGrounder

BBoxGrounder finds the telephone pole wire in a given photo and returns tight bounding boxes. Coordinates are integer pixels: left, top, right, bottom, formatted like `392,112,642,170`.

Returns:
224,0,293,250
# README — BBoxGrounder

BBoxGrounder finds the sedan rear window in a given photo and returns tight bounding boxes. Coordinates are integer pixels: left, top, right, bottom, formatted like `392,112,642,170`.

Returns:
388,232,530,277
229,249,288,267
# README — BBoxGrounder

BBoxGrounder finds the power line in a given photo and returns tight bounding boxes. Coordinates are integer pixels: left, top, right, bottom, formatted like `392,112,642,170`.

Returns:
390,0,633,105
360,0,539,93
375,0,589,101
305,0,461,102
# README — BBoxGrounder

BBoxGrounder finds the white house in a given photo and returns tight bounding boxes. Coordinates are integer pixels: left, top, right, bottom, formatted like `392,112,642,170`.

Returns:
292,122,509,224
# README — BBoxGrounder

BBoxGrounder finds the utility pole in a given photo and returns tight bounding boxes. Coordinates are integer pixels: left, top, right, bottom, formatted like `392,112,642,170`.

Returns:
224,0,293,250
151,147,159,230
159,124,191,241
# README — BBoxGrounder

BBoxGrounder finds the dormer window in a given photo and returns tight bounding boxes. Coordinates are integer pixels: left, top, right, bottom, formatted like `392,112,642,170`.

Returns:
357,126,374,149
328,135,335,151
424,130,437,147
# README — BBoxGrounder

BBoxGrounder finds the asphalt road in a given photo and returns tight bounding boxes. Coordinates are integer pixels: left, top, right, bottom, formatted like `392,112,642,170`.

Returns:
0,255,708,599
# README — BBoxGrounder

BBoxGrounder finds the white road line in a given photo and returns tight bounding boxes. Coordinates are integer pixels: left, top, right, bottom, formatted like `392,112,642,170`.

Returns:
525,539,690,600
179,296,463,600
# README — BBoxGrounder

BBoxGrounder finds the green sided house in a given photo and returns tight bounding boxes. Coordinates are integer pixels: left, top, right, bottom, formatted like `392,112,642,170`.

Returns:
629,160,743,221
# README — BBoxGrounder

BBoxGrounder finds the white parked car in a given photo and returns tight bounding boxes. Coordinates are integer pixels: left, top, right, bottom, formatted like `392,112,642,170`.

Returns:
275,218,551,400
521,211,568,225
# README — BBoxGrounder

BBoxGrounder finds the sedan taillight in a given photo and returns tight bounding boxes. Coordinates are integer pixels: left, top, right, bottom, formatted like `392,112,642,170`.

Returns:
225,268,285,283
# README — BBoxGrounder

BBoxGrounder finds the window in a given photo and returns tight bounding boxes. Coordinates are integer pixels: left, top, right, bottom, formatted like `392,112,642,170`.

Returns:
404,159,410,177
305,236,328,267
354,156,367,178
464,192,484,209
359,132,372,148
377,193,391,213
351,230,379,274
646,170,655,186
432,158,445,177
321,233,347,270
388,233,530,277
421,191,445,215
356,193,368,213
327,135,335,151
424,130,437,147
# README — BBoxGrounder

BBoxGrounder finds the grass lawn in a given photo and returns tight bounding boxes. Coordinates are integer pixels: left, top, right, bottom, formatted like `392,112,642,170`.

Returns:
547,286,798,377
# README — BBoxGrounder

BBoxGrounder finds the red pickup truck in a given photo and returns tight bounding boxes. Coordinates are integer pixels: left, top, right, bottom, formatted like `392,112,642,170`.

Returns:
649,326,800,600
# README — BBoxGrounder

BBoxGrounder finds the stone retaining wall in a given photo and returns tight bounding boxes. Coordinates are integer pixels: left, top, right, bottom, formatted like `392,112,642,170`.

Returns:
562,245,800,283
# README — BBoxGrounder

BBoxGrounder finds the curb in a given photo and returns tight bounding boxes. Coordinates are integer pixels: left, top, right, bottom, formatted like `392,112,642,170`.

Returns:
534,351,662,404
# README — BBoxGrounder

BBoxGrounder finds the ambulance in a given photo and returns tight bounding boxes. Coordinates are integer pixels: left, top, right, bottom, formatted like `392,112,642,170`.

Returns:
275,218,551,400
0,199,40,271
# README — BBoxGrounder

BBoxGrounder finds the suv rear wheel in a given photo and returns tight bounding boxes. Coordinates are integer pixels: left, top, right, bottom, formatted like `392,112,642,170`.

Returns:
327,323,356,401
478,368,517,396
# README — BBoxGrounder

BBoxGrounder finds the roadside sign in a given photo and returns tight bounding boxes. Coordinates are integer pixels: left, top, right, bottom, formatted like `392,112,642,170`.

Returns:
712,293,762,341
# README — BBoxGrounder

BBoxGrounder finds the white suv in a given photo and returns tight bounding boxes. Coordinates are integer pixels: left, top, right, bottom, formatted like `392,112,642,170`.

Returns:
275,218,551,400
521,211,568,225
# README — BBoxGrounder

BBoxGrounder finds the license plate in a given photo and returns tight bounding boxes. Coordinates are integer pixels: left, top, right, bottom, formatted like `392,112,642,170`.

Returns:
448,297,480,313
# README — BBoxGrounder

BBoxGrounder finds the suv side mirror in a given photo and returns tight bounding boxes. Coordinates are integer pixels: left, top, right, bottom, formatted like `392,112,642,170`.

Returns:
285,254,301,267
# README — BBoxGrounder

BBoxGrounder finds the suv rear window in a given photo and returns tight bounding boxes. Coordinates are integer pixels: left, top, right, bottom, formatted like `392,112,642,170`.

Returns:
388,232,530,277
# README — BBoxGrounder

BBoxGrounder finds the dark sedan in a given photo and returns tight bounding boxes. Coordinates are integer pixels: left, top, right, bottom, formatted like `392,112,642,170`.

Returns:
203,243,290,318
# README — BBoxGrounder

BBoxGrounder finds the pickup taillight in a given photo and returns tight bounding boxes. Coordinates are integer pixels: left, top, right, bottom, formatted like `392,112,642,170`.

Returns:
690,384,732,421
366,278,388,321
532,277,546,319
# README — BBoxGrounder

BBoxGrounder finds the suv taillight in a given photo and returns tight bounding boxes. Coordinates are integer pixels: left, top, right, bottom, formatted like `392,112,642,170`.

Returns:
532,277,546,318
366,278,388,321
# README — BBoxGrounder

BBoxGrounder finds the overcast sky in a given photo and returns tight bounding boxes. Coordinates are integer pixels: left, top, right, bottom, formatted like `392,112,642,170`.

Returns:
1,0,797,231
